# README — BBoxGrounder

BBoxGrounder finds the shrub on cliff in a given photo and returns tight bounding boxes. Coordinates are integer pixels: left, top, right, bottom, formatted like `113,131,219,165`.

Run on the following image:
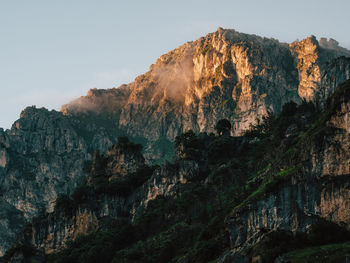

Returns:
72,184,93,204
214,119,231,136
308,220,350,245
54,194,75,215
94,165,156,196
115,136,143,152
208,136,238,164
175,130,202,160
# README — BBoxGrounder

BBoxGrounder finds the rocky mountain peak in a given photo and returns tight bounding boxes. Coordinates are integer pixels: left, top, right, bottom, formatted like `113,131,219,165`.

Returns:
319,37,350,55
59,30,350,147
290,35,350,104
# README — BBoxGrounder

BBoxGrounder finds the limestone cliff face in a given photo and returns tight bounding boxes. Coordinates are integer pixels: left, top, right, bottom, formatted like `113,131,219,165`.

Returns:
30,196,127,254
62,28,350,140
118,28,299,139
0,107,115,256
320,56,350,106
28,156,199,254
290,36,350,105
0,107,89,218
220,82,350,263
221,180,350,263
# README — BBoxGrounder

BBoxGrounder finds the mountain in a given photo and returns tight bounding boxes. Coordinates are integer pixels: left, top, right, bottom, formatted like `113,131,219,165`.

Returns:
0,28,349,262
3,79,350,263
62,28,350,139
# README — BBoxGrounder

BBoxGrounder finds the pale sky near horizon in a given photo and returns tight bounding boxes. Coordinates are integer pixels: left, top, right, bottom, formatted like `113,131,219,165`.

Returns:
0,0,349,129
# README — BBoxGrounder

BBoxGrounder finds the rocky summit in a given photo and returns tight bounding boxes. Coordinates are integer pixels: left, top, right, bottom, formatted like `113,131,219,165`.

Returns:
62,28,350,139
0,28,350,263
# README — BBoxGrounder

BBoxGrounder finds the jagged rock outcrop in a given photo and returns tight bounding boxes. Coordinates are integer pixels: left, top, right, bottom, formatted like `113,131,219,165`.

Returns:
62,28,350,141
104,140,145,179
134,159,200,212
27,149,199,254
30,196,127,254
88,137,146,185
290,36,350,105
0,107,115,256
0,107,89,218
320,56,350,106
221,179,350,263
0,107,89,256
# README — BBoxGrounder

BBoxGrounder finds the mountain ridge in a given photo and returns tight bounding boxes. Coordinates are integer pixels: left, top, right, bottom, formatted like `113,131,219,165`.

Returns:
62,28,350,140
3,79,350,263
0,28,349,261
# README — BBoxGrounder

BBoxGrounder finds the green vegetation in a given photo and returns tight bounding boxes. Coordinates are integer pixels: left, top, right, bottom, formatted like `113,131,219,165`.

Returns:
250,220,350,262
308,219,350,245
20,80,350,262
48,219,135,263
175,130,204,161
280,242,350,263
250,230,309,263
70,112,122,150
2,243,36,263
49,98,329,262
235,165,301,211
214,119,231,136
150,136,174,164
54,194,77,216
112,135,143,153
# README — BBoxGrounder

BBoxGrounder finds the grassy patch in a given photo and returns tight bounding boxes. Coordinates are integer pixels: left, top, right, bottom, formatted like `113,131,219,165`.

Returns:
280,242,350,263
235,165,300,211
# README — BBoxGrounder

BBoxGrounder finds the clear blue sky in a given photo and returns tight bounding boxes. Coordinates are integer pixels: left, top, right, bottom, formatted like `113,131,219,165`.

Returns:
1,0,349,129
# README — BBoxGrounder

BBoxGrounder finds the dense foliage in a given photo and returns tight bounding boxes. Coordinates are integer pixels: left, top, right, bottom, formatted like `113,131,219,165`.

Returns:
48,96,348,263
5,81,350,263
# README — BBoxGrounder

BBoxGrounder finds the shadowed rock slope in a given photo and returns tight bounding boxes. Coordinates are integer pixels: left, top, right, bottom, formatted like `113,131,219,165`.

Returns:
2,79,350,263
0,107,116,256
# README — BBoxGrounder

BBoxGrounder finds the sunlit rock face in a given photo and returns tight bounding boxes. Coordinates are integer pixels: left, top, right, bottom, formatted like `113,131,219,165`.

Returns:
290,36,322,102
61,85,131,116
62,28,350,140
118,28,300,138
290,36,350,105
